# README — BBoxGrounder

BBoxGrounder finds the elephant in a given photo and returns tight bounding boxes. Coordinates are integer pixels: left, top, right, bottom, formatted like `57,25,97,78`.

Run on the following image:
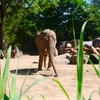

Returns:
44,47,58,69
92,37,100,47
35,29,58,77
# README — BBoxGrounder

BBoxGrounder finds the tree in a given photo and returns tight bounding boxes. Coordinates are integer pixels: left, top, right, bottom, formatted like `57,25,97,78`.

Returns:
0,0,25,50
1,0,59,50
3,0,100,53
84,0,100,40
1,0,9,50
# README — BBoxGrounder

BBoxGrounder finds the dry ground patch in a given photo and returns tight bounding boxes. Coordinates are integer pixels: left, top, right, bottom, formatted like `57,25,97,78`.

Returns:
1,55,100,100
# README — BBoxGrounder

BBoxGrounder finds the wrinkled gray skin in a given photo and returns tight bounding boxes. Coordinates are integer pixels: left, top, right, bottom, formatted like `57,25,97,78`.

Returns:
92,37,100,47
44,47,58,70
36,29,58,77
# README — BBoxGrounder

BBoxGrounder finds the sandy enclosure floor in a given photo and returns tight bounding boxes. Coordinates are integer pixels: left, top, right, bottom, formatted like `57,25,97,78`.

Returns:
0,55,100,100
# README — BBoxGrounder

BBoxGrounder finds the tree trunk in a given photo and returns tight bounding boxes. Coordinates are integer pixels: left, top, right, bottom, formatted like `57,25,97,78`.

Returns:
0,1,6,50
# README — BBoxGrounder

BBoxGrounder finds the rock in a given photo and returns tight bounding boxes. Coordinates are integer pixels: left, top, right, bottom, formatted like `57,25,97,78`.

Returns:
88,54,99,64
54,53,71,64
70,54,88,64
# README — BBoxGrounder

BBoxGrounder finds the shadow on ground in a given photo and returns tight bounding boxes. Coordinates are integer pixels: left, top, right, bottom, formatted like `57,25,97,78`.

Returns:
10,68,38,75
10,68,53,77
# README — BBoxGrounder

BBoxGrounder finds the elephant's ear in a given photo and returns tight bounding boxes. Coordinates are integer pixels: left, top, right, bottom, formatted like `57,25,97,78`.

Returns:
54,35,57,44
51,35,57,45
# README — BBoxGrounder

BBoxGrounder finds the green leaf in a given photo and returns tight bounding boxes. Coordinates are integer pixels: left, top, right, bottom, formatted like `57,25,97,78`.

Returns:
20,64,33,95
72,14,76,47
4,93,9,100
9,75,16,99
9,94,21,100
40,95,46,100
91,54,99,60
77,20,90,100
88,90,100,100
52,79,70,100
85,54,100,78
21,78,49,97
0,46,11,100
30,94,46,100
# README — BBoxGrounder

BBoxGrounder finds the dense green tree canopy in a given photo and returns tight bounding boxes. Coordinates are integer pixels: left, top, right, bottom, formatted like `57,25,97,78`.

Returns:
0,0,100,53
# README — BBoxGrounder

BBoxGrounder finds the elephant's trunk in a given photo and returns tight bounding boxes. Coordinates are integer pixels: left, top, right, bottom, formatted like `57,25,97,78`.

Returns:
49,51,58,77
48,37,58,77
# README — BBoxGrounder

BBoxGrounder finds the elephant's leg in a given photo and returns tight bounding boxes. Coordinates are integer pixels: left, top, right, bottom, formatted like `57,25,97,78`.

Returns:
44,54,47,68
47,56,52,70
38,52,43,70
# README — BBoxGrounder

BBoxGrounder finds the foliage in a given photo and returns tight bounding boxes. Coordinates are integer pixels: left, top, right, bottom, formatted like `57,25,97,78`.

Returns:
5,0,59,50
0,47,49,100
84,1,100,40
52,79,70,100
0,46,11,100
2,0,100,52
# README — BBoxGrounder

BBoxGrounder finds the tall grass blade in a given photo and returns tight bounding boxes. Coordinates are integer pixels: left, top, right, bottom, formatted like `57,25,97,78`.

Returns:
9,94,21,100
0,46,11,100
4,93,9,100
99,86,100,97
0,62,1,79
77,20,89,100
9,75,16,99
88,90,100,100
29,94,46,100
72,14,76,47
40,95,46,100
0,50,2,78
2,46,11,81
85,54,100,78
52,79,70,100
15,57,20,75
21,78,49,97
20,63,33,96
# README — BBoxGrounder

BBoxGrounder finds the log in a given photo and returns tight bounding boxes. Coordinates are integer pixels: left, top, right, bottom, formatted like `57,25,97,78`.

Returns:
90,46,99,55
95,47,100,53
84,44,91,48
65,45,100,56
83,47,93,54
71,48,78,55
66,43,72,48
65,48,72,52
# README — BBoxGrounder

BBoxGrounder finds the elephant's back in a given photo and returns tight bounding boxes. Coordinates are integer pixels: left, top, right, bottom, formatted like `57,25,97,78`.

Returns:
37,29,56,40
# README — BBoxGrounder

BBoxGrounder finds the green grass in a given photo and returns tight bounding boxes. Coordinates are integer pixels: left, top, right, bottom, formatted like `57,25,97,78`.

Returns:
0,46,11,100
0,47,49,100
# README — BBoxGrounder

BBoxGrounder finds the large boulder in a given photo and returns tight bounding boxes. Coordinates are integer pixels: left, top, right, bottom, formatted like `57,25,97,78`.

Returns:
54,53,71,64
83,41,92,46
92,37,100,47
88,54,99,64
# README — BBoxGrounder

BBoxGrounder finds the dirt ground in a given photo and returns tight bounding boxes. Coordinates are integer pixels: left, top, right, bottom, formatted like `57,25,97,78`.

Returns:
1,55,100,100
